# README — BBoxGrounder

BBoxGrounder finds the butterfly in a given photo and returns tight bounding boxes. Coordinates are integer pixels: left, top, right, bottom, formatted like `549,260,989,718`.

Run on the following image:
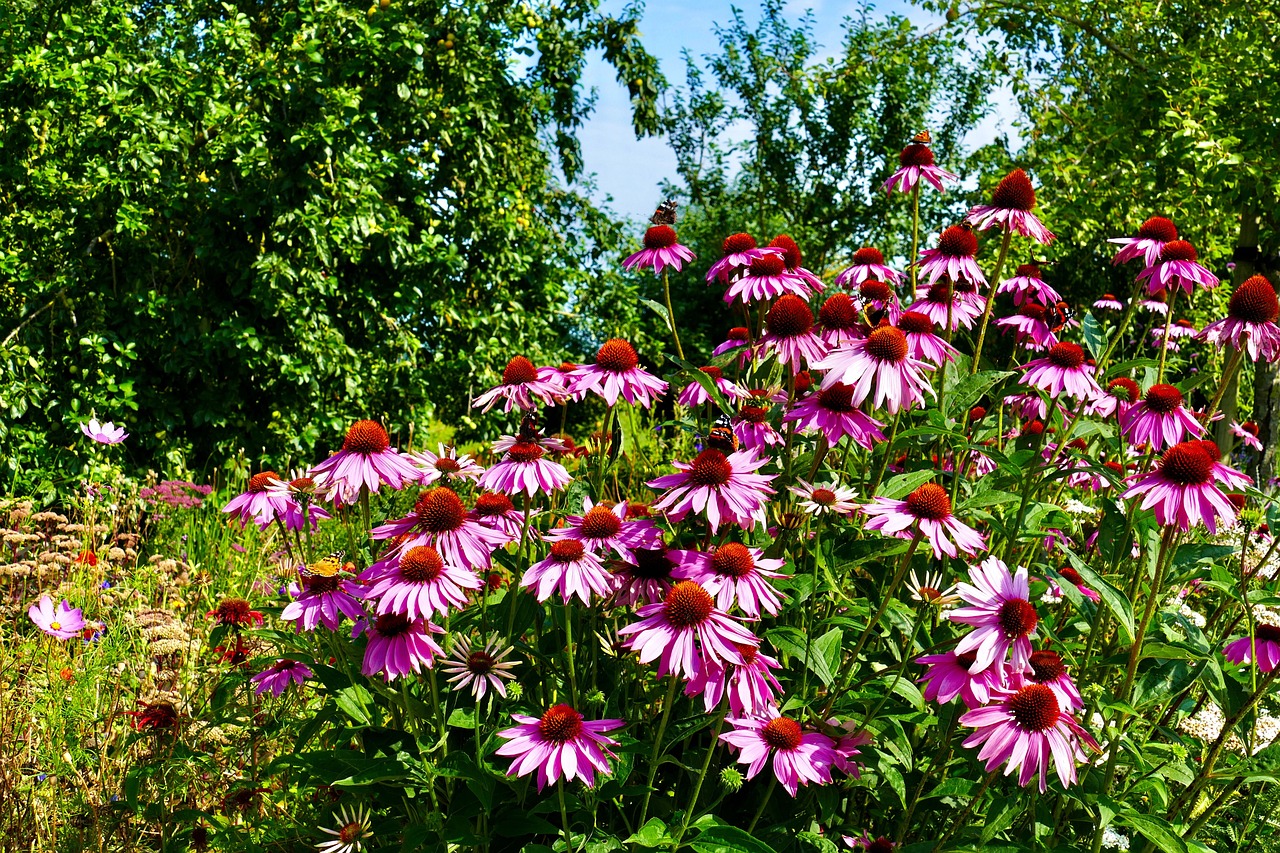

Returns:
1050,301,1074,333
912,130,932,145
517,412,542,442
301,551,345,580
649,199,678,226
705,413,739,454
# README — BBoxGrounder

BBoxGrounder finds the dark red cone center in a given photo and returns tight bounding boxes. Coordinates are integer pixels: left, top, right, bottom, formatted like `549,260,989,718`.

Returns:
761,716,804,750
767,295,815,338
688,449,733,487
1008,684,1060,732
749,253,786,278
818,382,856,413
1028,649,1066,682
1160,240,1197,262
905,484,951,521
538,704,584,743
550,539,586,563
723,233,757,255
991,168,1037,211
596,338,640,373
503,356,539,385
400,546,446,582
643,225,678,249
853,247,886,265
937,225,978,258
866,327,909,363
819,293,859,329
1138,216,1178,242
1158,442,1215,485
998,598,1038,638
579,506,622,539
343,420,390,454
897,311,934,335
248,471,279,493
899,143,935,167
663,581,714,628
1047,342,1085,369
1229,275,1280,324
415,488,467,533
1143,383,1183,414
712,542,755,578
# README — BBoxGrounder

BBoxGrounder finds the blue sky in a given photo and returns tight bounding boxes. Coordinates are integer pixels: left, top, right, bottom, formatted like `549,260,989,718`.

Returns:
575,0,1020,221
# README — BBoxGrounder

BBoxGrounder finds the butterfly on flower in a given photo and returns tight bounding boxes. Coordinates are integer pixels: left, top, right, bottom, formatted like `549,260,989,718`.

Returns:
649,199,678,226
300,551,347,580
912,130,932,145
705,413,739,454
517,412,542,442
1050,301,1074,333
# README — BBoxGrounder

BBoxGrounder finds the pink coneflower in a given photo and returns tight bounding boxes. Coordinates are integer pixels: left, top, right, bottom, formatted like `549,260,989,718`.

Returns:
647,448,776,532
713,326,753,358
281,565,366,632
406,443,485,485
565,338,667,408
882,140,959,195
355,613,445,681
264,474,334,532
769,234,825,294
669,542,789,618
720,710,838,796
495,705,622,791
1231,420,1263,451
611,544,678,607
757,294,827,373
1093,293,1123,311
1223,621,1280,673
690,643,785,715
441,634,519,699
80,418,127,444
1123,440,1250,533
477,438,572,498
896,310,958,364
917,225,987,288
1020,343,1102,401
1140,289,1170,314
1136,239,1219,295
733,400,784,452
472,356,567,413
908,568,961,608
1150,328,1180,353
359,544,482,619
28,595,86,640
1109,215,1178,266
1198,274,1280,362
959,683,1098,792
222,471,291,529
623,224,696,274
836,247,904,289
996,263,1062,306
706,233,775,284
250,659,314,697
846,833,896,852
814,326,935,415
208,597,264,628
828,721,871,778
1054,566,1100,604
1119,384,1206,450
1168,318,1198,339
1085,376,1140,419
907,281,984,332
469,491,529,540
782,383,886,449
546,499,661,559
994,302,1060,350
724,252,810,305
617,580,758,680
916,650,1006,709
856,280,902,325
817,292,868,348
374,487,511,569
949,556,1039,673
862,483,986,559
1022,649,1083,712
965,169,1055,244
677,366,750,407
789,479,860,517
310,420,422,506
523,539,617,604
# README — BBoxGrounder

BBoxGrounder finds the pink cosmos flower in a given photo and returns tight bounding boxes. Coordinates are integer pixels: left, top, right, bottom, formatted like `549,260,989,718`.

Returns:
611,544,679,607
676,366,750,407
907,281,984,332
1020,343,1102,401
469,491,530,540
496,705,622,790
1093,293,1124,311
1123,440,1251,533
814,326,935,415
441,634,519,699
1109,215,1178,266
917,225,987,289
916,649,1006,709
405,444,484,485
28,595,85,640
724,252,810,305
80,418,127,444
373,487,511,570
647,448,776,532
896,310,958,364
355,613,446,681
546,499,661,559
757,294,828,373
359,544,482,619
965,169,1055,244
996,263,1062,306
309,419,422,506
836,247,904,289
622,224,696,274
222,471,291,529
959,683,1099,792
1136,239,1219,295
565,338,667,408
477,439,572,498
783,382,886,449
789,478,860,517
471,356,568,413
706,233,776,284
1223,623,1280,673
1119,384,1206,450
250,659,314,697
720,711,838,796
689,643,785,715
669,542,789,618
281,564,366,632
882,141,959,195
1231,420,1263,451
994,302,1060,350
1021,649,1083,712
616,580,758,681
949,556,1039,673
862,483,986,560
523,539,617,605
1198,274,1280,362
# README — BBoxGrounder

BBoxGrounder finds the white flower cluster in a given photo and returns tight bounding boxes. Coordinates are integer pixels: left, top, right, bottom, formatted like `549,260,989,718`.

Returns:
1163,594,1206,629
1101,826,1130,851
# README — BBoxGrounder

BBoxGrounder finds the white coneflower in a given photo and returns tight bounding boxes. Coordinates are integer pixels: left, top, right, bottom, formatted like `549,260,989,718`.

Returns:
440,634,519,700
788,479,859,517
907,569,959,607
317,803,373,853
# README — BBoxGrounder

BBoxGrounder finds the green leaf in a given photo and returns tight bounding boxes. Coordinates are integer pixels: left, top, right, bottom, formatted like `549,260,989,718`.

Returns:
641,297,676,334
690,826,779,853
878,469,937,500
626,818,672,848
946,370,1013,417
1116,812,1188,853
1082,311,1107,360
766,626,838,686
1062,546,1136,643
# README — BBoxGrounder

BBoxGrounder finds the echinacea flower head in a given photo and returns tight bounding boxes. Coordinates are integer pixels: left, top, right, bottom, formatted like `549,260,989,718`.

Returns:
317,803,373,853
908,281,985,332
441,634,519,699
856,280,902,324
994,301,1060,350
814,326,935,415
862,483,986,560
126,699,182,732
713,326,753,358
996,263,1062,306
917,224,987,288
1022,649,1084,712
1109,215,1178,266
281,559,368,632
916,649,1005,708
546,499,661,559
617,580,758,680
758,295,827,373
1054,566,1100,604
647,448,776,532
836,246,904,289
469,491,528,539
207,597,264,628
1118,384,1206,450
965,168,1055,244
405,444,484,485
847,833,897,852
1223,613,1280,673
959,682,1099,792
472,356,567,413
477,438,572,498
719,710,838,796
523,538,617,605
789,479,860,517
815,293,863,347
222,470,291,529
1123,440,1251,533
669,543,789,618
882,140,959,195
565,338,667,408
677,366,750,407
1140,289,1170,314
908,568,960,607
1093,293,1124,311
28,595,86,640
706,233,774,284
359,544,482,619
1086,376,1141,419
310,420,421,506
950,556,1039,673
783,382,886,449
373,487,511,569
495,705,622,790
80,418,127,444
611,544,678,607
1136,239,1219,295
723,251,810,305
1020,343,1102,401
734,399,784,452
622,224,697,274
769,234,825,293
355,612,445,681
250,659,314,697
1231,420,1263,451
690,643,785,715
1198,274,1280,362
897,310,958,364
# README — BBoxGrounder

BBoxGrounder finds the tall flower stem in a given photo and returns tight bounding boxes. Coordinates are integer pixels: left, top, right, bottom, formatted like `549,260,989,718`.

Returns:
1119,527,1179,702
563,600,579,707
908,182,921,302
931,771,998,852
1097,282,1145,371
1155,289,1179,382
746,776,777,834
558,779,576,853
672,704,727,848
867,413,901,497
636,677,680,828
969,229,1013,375
662,269,685,361
1203,345,1245,425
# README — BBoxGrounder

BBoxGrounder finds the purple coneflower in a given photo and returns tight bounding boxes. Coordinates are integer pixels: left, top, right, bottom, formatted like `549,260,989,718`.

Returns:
996,263,1061,306
281,565,366,632
669,543,789,618
720,711,837,796
622,224,696,274
405,443,484,485
523,539,616,605
355,613,445,681
477,438,572,498
1093,293,1123,311
733,400,784,452
80,418,127,445
856,280,902,325
723,252,810,305
359,544,481,619
916,649,1006,709
546,499,660,560
769,234,825,294
1231,420,1263,451
469,491,529,540
495,705,622,790
28,595,86,640
994,302,1060,350
1137,239,1218,295
565,338,667,408
617,580,758,680
1140,289,1170,314
782,383,886,450
647,448,776,532
949,556,1039,673
757,294,827,373
1198,274,1280,362
882,139,958,195
263,474,334,532
373,487,511,569
712,326,753,358
789,479,860,517
1021,649,1083,712
1123,440,1250,533
471,356,567,413
1109,215,1178,266
441,634,519,699
965,169,1055,244
836,247,904,289
310,420,421,506
1223,617,1280,673
1054,566,1100,604
222,470,291,529
611,544,678,607
706,233,774,284
208,597,264,628
846,833,897,852
676,366,750,407
250,659,314,697
1085,376,1140,419
917,225,987,288
814,326,935,415
690,643,785,715
907,281,984,332
1020,342,1101,401
1168,318,1198,339
896,310,957,365
1118,384,1205,450
862,483,985,560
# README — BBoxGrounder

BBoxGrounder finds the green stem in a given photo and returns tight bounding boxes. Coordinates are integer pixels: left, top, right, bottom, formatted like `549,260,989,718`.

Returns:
746,776,777,834
558,779,576,853
671,706,727,849
564,600,579,707
868,413,901,497
909,182,921,302
636,677,680,828
1203,345,1245,426
662,269,684,361
1156,289,1179,382
1096,281,1145,372
931,771,997,852
969,229,1013,375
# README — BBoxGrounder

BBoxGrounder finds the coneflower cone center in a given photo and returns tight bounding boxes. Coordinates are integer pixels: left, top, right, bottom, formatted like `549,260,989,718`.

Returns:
991,168,1037,211
699,365,723,381
905,484,951,521
969,406,987,421
1229,275,1280,323
769,235,802,269
502,356,539,385
938,225,978,257
899,143,935,167
1138,216,1178,242
434,457,460,472
735,642,759,665
761,717,804,750
1107,377,1140,402
853,247,886,265
1020,303,1048,321
767,295,814,337
1161,240,1197,262
415,488,466,532
466,650,497,674
1159,442,1214,485
1144,383,1183,414
689,449,733,487
579,506,622,539
1242,420,1260,437
820,294,859,328
1015,263,1042,278
998,598,1038,638
343,420,390,454
214,598,254,624
550,539,586,563
474,492,514,516
374,613,413,638
749,253,786,277
1047,342,1085,369
723,233,756,255
865,838,895,853
338,823,364,843
866,327,909,363
927,284,953,305
818,383,856,413
712,543,755,578
1058,567,1084,586
304,573,341,593
644,225,678,249
248,471,279,493
400,546,445,582
596,338,639,373
740,405,768,424
1009,684,1060,732
507,441,545,463
663,581,714,627
728,326,750,342
1028,650,1067,682
1256,624,1280,642
630,547,675,580
897,311,933,335
810,488,838,506
861,281,894,303
538,704,584,743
